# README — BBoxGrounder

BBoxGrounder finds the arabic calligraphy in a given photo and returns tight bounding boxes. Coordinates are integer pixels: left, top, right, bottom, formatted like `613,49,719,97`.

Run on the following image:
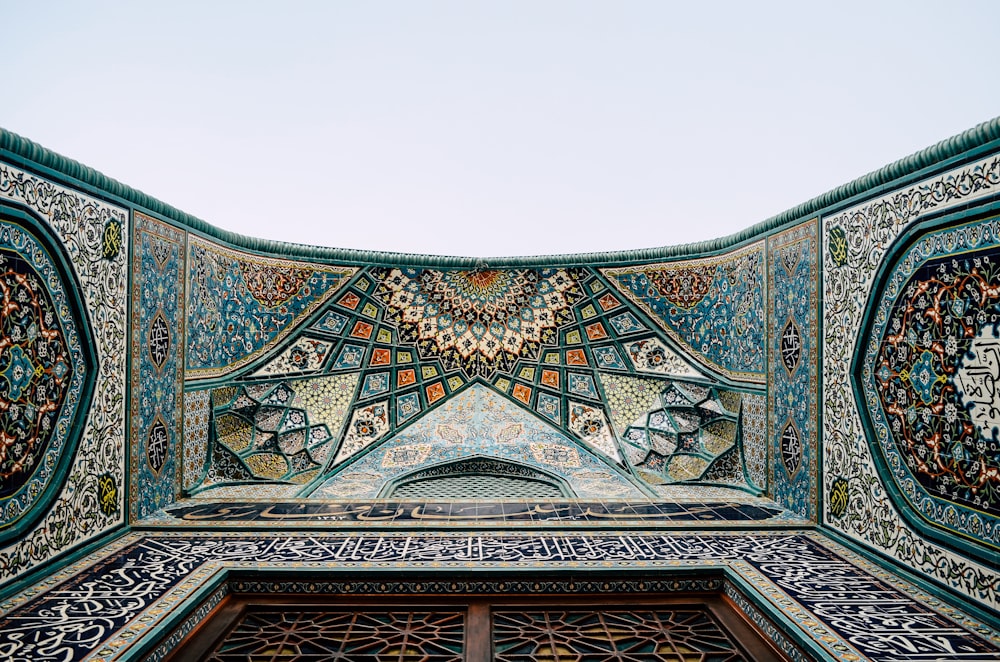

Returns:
955,329,1000,441
2,532,996,662
165,500,786,524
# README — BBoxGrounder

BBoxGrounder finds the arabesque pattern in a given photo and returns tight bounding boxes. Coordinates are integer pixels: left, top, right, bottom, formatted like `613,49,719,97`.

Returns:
864,216,1000,550
768,220,818,519
823,152,1000,606
314,384,643,499
130,213,185,520
191,264,727,497
602,242,766,382
372,267,585,378
186,236,355,379
0,221,85,531
198,374,358,489
600,374,745,486
0,163,128,585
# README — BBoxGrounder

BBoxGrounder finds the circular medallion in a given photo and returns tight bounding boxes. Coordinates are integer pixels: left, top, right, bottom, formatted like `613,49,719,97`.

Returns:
0,217,93,536
872,245,1000,522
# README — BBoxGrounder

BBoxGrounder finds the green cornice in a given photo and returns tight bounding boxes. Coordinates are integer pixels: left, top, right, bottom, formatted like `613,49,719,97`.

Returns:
3,116,1000,267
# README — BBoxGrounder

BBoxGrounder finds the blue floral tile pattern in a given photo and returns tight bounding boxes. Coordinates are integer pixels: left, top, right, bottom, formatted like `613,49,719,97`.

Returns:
130,213,185,520
602,242,765,383
767,220,818,519
186,236,355,379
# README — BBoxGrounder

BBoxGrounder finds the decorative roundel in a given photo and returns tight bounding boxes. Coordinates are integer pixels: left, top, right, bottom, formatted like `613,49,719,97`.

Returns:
0,217,93,536
870,243,1000,525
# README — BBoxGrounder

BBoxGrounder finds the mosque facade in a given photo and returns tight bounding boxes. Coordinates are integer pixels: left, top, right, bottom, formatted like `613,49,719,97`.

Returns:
0,118,998,660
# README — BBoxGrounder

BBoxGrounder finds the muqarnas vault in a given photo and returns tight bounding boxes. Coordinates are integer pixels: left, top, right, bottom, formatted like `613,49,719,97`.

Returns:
1,118,999,661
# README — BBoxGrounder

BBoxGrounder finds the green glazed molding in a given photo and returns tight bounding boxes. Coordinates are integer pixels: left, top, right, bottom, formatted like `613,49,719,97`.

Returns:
3,116,1000,267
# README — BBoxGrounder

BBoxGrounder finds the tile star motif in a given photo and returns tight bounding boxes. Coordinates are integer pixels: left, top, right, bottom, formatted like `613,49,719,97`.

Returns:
372,267,585,379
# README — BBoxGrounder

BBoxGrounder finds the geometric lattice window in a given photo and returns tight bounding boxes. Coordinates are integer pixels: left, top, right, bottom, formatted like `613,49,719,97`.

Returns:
382,456,573,499
205,609,465,661
391,474,565,499
493,609,749,661
165,582,790,661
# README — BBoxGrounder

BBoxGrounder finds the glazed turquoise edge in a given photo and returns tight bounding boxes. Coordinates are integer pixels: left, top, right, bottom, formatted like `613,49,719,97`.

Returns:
2,116,1000,267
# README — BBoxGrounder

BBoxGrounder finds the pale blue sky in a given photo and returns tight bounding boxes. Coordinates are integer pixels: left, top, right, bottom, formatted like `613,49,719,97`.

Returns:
5,1,999,257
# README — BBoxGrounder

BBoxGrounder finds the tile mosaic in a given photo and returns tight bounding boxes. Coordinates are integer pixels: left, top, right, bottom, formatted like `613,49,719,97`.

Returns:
315,385,642,499
567,372,599,399
565,348,587,366
372,267,585,379
396,368,416,387
536,392,561,423
623,337,703,378
767,220,818,520
185,236,355,379
0,220,89,538
584,321,607,340
396,391,421,423
538,369,558,388
334,343,366,369
338,291,361,309
592,344,628,371
370,347,392,366
603,242,766,383
360,371,390,399
823,152,1000,605
612,379,749,489
334,400,391,463
288,373,358,439
0,164,128,586
599,373,663,435
8,123,1000,662
739,391,767,491
130,214,185,520
310,310,348,335
425,381,446,404
248,336,332,377
351,319,374,339
567,401,620,462
182,389,211,490
608,311,646,336
597,292,621,311
2,531,996,662
195,375,357,490
860,215,1000,553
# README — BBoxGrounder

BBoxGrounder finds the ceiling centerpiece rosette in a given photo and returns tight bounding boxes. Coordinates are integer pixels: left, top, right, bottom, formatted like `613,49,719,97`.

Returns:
372,267,585,379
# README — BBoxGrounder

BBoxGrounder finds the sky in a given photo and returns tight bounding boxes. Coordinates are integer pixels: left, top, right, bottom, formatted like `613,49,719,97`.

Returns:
4,1,999,258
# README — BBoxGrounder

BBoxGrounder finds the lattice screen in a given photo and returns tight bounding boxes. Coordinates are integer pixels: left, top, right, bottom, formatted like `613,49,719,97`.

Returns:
390,474,565,499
